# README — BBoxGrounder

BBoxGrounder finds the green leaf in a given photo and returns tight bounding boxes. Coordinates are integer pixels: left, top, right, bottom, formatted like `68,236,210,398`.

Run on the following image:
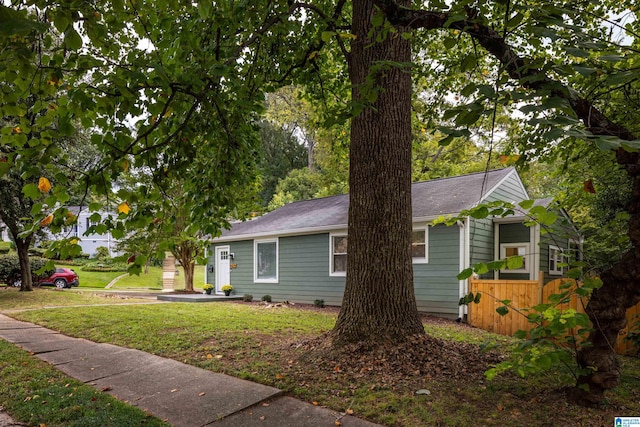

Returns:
473,292,481,304
321,31,336,42
506,256,523,270
22,183,39,200
64,28,83,50
460,54,477,72
496,306,509,316
474,262,489,275
457,267,473,280
513,330,527,339
518,199,534,210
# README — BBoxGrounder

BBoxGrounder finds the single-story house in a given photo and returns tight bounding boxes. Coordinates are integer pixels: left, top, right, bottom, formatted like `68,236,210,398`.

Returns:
207,167,581,319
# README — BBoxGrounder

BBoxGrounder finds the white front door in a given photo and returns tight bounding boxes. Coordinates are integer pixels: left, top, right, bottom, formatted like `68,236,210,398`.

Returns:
215,246,231,293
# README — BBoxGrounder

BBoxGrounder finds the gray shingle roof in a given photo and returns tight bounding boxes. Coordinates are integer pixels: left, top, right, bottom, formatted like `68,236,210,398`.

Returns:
219,168,517,240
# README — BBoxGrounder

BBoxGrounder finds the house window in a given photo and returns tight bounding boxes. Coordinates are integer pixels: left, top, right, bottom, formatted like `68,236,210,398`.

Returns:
549,245,563,276
330,234,348,276
412,228,428,263
500,243,529,273
254,239,278,283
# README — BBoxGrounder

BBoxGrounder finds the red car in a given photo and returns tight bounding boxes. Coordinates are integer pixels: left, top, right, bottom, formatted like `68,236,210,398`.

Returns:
38,268,80,289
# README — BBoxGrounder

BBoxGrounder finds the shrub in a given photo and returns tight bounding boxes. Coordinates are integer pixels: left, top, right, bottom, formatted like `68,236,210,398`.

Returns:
261,294,272,302
0,255,52,286
313,299,325,308
0,247,10,255
81,262,128,272
93,246,111,261
243,293,253,302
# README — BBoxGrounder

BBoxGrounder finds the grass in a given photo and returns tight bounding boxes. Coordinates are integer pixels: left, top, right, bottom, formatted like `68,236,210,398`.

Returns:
57,265,123,289
0,339,169,427
106,265,205,290
0,287,154,311
3,298,638,426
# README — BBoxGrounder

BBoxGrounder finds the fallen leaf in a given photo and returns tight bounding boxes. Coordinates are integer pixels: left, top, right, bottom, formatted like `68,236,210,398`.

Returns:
312,401,318,406
262,403,270,407
171,389,178,393
275,374,283,379
415,389,431,395
334,421,342,426
198,392,206,396
206,354,213,359
100,386,112,392
346,409,354,415
259,416,266,421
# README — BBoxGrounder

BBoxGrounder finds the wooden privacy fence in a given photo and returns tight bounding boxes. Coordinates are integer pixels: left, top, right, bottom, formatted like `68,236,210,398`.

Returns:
468,272,640,356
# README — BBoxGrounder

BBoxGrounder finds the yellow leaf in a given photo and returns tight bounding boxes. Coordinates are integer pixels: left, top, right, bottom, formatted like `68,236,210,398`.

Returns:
275,374,283,379
38,177,52,193
308,51,318,60
118,202,131,215
206,354,213,359
40,214,53,227
334,421,341,426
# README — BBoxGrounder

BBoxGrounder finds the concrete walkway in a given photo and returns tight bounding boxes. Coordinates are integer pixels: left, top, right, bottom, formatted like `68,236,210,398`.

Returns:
0,314,380,427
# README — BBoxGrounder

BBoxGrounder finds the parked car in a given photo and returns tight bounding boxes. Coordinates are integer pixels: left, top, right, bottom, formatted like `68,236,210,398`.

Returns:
11,268,79,289
38,268,80,288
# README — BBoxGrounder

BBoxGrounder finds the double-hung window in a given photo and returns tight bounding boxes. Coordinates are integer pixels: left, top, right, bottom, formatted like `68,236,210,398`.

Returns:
411,227,428,263
254,239,278,283
330,234,348,276
549,245,563,276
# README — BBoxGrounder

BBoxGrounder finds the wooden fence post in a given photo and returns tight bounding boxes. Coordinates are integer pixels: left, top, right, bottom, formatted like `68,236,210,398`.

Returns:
537,271,544,305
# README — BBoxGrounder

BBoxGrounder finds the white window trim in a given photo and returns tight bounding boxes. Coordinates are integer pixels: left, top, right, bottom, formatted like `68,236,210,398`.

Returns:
549,245,563,276
254,238,279,283
500,242,530,273
412,226,429,264
329,232,347,277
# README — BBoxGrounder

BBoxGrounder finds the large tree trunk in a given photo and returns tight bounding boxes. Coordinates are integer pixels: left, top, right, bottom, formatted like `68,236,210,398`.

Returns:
332,0,424,346
15,237,33,292
572,170,640,405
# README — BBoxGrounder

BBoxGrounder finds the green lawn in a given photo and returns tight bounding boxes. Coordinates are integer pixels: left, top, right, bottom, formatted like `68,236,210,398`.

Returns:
0,339,168,426
0,287,154,311
5,299,639,427
57,265,123,289
109,265,205,290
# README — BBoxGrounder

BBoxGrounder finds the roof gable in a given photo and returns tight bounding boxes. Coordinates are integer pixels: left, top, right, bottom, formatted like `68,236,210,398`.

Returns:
219,168,519,240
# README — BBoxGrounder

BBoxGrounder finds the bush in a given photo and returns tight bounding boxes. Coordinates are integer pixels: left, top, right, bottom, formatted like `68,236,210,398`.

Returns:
81,262,128,272
0,255,52,286
261,294,272,302
0,247,10,254
313,299,325,308
243,293,253,302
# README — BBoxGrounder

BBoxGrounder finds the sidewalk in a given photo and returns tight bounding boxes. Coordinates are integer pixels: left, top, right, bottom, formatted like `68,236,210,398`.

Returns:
0,314,380,427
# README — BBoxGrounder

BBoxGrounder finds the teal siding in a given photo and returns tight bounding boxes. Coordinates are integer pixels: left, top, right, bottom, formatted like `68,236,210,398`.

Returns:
540,209,577,282
484,171,528,203
210,226,463,317
414,224,460,317
469,217,494,279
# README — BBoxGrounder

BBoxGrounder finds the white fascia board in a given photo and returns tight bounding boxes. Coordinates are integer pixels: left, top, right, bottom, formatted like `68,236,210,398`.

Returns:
212,224,349,243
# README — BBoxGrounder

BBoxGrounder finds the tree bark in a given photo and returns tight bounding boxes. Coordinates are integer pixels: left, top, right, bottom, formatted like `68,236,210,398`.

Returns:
332,0,424,346
15,237,33,292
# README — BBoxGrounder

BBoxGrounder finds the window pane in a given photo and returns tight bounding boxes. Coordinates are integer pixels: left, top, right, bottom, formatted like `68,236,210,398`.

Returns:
411,244,426,258
333,254,347,272
504,245,526,270
411,230,425,244
257,242,277,279
333,236,347,254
